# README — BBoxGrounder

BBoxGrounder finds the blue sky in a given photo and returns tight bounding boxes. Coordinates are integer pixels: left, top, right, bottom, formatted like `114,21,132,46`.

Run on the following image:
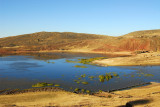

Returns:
0,0,160,38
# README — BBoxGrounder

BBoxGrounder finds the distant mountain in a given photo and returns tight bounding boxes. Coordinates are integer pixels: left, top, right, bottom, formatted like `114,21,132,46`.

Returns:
0,29,160,53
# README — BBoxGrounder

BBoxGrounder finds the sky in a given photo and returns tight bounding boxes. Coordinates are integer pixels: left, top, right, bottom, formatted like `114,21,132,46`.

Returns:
0,0,160,38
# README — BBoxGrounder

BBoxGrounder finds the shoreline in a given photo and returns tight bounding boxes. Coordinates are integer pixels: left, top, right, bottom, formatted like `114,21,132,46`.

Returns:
93,52,160,66
1,49,160,66
0,82,160,107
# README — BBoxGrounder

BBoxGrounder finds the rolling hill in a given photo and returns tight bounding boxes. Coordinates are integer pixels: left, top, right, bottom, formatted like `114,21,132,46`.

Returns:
0,29,160,54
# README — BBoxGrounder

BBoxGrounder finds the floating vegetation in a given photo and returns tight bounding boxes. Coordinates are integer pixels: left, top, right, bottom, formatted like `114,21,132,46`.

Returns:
74,80,77,82
54,84,60,87
86,90,91,94
81,74,86,78
144,74,154,77
74,88,80,92
66,59,77,63
78,57,108,64
76,81,80,84
99,75,106,82
105,73,113,81
138,75,141,77
113,73,119,77
32,82,53,87
131,75,135,77
70,87,73,89
99,90,103,93
98,73,115,82
137,73,154,77
81,82,89,85
74,65,87,68
81,89,85,93
99,78,105,82
88,76,95,80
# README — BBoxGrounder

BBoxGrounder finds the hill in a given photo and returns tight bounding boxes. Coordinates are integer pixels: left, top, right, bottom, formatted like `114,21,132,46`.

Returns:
123,29,160,38
0,29,160,54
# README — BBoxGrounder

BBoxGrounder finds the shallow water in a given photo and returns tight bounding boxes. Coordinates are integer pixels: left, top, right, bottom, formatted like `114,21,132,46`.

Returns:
0,52,160,92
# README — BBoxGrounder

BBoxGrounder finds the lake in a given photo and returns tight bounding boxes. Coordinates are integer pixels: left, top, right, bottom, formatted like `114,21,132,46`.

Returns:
0,52,160,92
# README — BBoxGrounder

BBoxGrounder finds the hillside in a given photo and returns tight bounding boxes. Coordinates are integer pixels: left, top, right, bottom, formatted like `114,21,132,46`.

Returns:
0,29,160,54
123,29,160,38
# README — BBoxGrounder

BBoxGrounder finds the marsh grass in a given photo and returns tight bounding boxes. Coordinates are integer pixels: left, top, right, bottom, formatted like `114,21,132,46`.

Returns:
54,84,60,87
66,59,77,63
98,72,119,82
81,82,89,85
74,65,87,68
78,57,108,64
32,83,53,87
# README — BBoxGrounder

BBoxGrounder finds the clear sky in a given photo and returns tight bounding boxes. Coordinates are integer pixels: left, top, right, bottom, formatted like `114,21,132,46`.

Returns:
0,0,160,38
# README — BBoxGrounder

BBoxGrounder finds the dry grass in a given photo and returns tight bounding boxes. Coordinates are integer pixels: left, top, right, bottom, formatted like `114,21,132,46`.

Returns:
93,52,160,66
0,82,160,107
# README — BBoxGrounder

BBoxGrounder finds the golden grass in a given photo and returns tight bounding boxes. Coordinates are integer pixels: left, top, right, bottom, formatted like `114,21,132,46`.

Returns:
0,82,160,107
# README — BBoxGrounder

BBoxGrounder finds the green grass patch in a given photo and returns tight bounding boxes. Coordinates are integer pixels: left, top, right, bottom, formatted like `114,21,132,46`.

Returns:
32,82,53,87
66,59,77,63
78,57,108,64
81,82,89,85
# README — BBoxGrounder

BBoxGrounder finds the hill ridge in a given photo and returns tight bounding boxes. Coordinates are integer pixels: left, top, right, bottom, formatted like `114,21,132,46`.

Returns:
0,29,160,53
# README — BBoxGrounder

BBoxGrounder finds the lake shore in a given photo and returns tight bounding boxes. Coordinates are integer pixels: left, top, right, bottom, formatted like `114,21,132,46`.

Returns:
93,52,160,66
0,82,160,107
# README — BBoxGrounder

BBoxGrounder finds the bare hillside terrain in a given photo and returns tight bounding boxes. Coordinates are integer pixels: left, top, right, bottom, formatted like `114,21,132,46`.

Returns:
0,29,160,54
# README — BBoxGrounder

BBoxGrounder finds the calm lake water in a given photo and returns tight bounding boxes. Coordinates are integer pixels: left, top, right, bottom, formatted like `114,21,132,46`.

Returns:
0,52,160,92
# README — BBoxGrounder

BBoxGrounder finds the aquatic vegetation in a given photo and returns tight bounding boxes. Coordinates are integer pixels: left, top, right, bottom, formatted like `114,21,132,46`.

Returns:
32,82,53,87
99,75,105,79
66,59,77,63
105,73,113,81
86,90,91,94
113,73,119,77
99,75,106,82
81,81,89,85
99,73,114,82
74,80,78,82
81,74,86,78
99,90,103,93
78,77,81,80
144,74,154,77
88,76,95,80
99,78,105,82
76,81,80,84
74,88,80,92
131,75,135,77
54,84,60,87
70,87,73,89
74,65,87,68
88,76,95,79
78,57,108,64
81,89,85,93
